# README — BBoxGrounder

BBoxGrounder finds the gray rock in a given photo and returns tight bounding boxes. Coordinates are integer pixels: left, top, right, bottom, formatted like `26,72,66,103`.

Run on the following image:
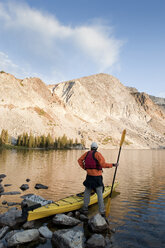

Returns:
0,208,24,227
7,229,39,247
88,213,108,233
67,212,74,217
86,234,105,248
20,184,29,191
79,214,88,222
52,229,84,248
21,194,53,206
0,226,9,239
39,236,47,244
4,230,18,241
22,220,36,230
53,214,81,227
105,235,112,248
39,226,52,239
35,184,48,189
75,211,80,218
0,241,6,248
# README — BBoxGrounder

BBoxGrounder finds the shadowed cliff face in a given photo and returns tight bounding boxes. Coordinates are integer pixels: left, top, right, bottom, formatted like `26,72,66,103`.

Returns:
0,72,165,149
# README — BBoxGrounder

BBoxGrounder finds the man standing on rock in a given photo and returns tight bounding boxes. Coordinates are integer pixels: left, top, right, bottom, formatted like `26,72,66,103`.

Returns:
78,142,118,217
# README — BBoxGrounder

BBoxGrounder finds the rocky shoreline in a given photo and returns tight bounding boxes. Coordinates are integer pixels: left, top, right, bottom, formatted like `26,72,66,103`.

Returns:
0,174,115,248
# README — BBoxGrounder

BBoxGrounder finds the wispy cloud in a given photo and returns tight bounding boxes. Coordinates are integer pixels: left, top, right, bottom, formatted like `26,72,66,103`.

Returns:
0,1,123,83
0,51,26,78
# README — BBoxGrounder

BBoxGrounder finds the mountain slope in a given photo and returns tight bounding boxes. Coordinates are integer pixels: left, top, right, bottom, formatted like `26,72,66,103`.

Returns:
52,73,165,148
0,72,165,149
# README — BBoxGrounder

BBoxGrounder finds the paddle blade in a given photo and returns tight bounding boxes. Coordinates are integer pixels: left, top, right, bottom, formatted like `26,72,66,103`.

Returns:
120,129,126,147
106,197,111,217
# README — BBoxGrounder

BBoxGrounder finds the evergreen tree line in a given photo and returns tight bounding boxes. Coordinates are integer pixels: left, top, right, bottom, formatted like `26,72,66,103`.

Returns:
17,132,83,149
0,129,85,149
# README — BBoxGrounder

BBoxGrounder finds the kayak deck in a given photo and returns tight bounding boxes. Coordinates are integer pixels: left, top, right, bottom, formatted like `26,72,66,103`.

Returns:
27,182,118,221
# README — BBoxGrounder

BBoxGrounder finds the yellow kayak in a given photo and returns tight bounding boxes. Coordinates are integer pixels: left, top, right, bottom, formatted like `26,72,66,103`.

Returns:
28,182,118,221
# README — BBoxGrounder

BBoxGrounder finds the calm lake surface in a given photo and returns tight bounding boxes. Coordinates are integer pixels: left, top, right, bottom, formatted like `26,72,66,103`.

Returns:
0,148,165,248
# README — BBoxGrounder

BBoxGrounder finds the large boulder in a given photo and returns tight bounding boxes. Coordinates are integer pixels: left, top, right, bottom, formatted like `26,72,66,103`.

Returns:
0,208,25,228
88,214,108,233
52,229,84,248
52,214,81,227
7,229,39,247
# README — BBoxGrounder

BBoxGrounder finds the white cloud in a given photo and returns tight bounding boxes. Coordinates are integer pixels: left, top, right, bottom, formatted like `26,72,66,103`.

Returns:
0,1,123,82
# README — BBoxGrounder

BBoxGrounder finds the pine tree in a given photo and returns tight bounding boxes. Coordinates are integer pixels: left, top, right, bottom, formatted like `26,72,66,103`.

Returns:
4,130,8,144
1,129,6,144
41,135,46,148
69,138,73,148
28,133,34,148
54,138,58,149
61,134,68,148
22,132,26,146
46,133,53,148
25,133,29,147
57,137,61,149
17,135,22,146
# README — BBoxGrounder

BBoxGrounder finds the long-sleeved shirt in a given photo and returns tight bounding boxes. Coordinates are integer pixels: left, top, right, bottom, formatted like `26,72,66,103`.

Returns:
78,151,113,176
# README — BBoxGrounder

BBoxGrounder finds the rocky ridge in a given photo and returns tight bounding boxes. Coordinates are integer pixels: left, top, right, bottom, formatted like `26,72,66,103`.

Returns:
0,72,165,149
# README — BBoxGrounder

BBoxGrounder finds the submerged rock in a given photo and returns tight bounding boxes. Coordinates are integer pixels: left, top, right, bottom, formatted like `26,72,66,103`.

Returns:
7,202,21,206
53,214,81,227
86,233,105,248
52,229,84,248
88,213,108,233
35,184,48,189
20,184,29,191
0,191,21,195
0,184,4,193
7,229,39,247
4,184,12,187
0,174,6,179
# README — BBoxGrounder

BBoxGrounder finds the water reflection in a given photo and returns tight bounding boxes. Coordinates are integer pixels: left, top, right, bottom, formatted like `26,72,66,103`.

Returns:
0,148,165,248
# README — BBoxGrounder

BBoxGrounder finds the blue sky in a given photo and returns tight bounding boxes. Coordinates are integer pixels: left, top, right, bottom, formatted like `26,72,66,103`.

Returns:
0,0,164,97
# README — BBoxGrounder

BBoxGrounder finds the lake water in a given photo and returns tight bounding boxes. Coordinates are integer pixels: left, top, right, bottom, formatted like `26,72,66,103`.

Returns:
0,148,165,248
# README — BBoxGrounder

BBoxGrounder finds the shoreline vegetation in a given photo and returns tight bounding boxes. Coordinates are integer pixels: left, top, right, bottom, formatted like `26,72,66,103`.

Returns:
0,129,85,150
